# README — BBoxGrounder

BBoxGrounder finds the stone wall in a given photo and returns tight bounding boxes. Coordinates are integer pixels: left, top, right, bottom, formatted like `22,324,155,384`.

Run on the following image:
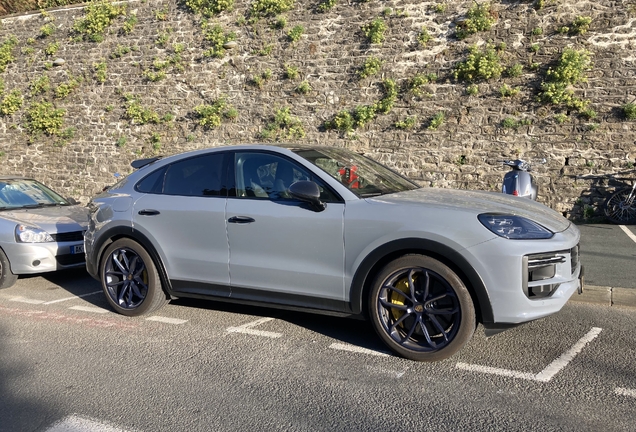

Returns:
1,0,635,220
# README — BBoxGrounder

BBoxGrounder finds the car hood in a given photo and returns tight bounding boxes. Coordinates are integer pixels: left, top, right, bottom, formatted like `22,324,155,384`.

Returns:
0,205,89,233
368,188,572,233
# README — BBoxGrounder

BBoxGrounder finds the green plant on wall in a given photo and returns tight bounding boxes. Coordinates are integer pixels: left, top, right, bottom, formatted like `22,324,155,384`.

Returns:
454,44,503,82
499,84,520,98
287,25,304,43
408,73,436,96
539,48,592,112
456,2,497,40
40,23,56,38
123,93,161,124
72,0,126,42
284,64,299,79
374,79,398,114
395,116,417,130
570,16,592,35
418,27,432,46
427,112,445,130
30,75,51,96
0,36,18,73
250,0,295,19
357,56,382,79
362,18,387,44
317,0,336,12
121,13,138,34
623,103,636,120
260,107,305,140
202,23,236,58
44,41,60,56
1,90,23,115
55,76,81,99
295,80,311,94
184,0,235,16
193,97,237,128
26,101,66,136
94,61,107,82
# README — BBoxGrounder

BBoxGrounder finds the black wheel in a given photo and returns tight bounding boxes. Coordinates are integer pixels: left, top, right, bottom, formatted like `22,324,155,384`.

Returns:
0,248,18,289
100,238,168,316
604,187,636,224
368,255,476,362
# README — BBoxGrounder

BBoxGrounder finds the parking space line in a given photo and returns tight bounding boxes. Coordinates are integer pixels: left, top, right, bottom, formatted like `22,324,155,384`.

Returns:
226,317,282,338
619,225,636,244
329,343,391,357
43,290,103,305
615,387,636,398
456,327,602,382
69,305,109,314
10,296,45,304
146,316,188,325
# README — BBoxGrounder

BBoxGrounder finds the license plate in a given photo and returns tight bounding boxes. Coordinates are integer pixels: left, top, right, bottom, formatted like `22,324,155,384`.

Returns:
71,244,85,254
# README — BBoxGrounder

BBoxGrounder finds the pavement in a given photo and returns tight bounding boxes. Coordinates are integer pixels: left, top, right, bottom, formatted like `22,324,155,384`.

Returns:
571,223,636,308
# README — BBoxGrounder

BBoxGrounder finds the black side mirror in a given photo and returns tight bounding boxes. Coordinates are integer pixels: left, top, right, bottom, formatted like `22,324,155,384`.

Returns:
288,181,326,212
67,197,79,205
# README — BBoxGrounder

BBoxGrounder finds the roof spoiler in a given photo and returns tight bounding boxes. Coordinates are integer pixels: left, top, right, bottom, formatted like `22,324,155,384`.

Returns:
131,156,162,169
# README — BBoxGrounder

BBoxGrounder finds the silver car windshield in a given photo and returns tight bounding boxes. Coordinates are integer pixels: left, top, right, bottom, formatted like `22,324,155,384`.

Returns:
293,148,419,197
0,179,69,210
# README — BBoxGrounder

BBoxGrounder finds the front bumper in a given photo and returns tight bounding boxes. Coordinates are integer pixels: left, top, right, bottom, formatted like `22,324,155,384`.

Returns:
2,241,85,275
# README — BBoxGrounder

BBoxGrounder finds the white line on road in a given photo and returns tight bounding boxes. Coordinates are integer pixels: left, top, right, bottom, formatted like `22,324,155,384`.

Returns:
69,305,109,314
615,387,636,398
226,317,282,338
44,414,134,432
329,343,391,357
146,316,188,325
43,290,103,305
619,225,636,244
456,327,602,382
10,296,45,304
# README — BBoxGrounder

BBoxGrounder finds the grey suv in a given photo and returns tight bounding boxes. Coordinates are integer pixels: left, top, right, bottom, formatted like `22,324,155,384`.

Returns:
85,145,582,361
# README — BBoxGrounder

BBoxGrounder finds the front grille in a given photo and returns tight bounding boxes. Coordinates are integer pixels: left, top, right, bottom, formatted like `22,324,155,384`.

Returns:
56,254,86,266
51,231,84,242
570,244,580,275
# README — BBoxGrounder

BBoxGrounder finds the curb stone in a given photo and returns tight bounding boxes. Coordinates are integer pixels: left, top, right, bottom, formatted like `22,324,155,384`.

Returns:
569,285,636,309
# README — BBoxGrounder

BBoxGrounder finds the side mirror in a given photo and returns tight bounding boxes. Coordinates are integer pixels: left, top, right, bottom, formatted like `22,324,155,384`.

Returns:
67,197,79,205
288,181,326,212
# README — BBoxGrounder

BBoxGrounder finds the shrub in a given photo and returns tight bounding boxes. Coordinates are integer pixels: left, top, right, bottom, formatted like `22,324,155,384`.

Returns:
454,44,503,82
506,63,523,78
30,75,51,96
284,64,299,79
539,48,592,111
295,80,311,94
121,14,138,34
571,16,592,35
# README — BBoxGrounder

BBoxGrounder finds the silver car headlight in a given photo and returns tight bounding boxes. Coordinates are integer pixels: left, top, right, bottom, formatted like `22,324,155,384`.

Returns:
15,225,54,243
478,214,554,240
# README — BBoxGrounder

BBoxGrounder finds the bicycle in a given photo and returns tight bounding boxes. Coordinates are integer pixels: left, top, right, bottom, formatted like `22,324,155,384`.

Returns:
604,178,636,224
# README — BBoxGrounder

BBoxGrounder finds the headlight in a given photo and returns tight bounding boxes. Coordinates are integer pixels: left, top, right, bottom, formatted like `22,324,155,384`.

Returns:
478,214,554,239
15,225,54,243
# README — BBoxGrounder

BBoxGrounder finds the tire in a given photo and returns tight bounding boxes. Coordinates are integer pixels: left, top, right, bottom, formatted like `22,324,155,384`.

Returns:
100,238,168,316
368,255,476,362
0,248,18,289
604,187,636,225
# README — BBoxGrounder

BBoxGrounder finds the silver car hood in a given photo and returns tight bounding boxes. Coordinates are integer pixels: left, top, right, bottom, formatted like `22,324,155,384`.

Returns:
0,205,89,234
368,188,571,233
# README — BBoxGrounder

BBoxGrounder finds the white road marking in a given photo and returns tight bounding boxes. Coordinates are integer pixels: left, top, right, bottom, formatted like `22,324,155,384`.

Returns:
146,316,188,325
615,387,636,398
10,296,45,304
226,317,282,338
619,225,636,244
456,327,602,382
69,306,109,314
44,290,103,305
44,414,133,432
330,343,391,357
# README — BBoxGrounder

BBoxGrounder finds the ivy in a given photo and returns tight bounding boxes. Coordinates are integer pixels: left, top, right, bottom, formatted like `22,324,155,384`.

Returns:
72,0,126,43
26,101,66,136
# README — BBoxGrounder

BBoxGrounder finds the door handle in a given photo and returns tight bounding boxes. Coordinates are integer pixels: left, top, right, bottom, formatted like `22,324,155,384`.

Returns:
138,209,160,216
228,216,255,224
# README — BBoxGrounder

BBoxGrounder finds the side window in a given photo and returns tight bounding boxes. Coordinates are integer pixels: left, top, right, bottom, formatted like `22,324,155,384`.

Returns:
235,152,338,202
137,153,225,197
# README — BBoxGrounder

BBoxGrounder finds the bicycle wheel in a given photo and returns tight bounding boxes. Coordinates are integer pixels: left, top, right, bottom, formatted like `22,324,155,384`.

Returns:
604,187,636,224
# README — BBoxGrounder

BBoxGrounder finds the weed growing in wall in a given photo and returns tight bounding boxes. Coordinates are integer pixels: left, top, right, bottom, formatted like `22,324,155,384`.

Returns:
55,76,81,99
184,0,234,17
408,73,437,96
94,61,107,83
357,56,382,79
250,0,295,19
44,41,59,56
72,0,126,42
623,103,636,120
193,97,237,128
395,116,417,129
0,36,18,73
466,84,479,95
499,84,520,98
111,45,132,59
362,18,387,44
0,90,23,115
121,14,138,34
296,80,311,94
454,44,503,82
427,112,444,130
456,2,497,40
539,48,591,112
506,63,523,78
202,23,236,58
570,16,592,35
260,107,305,140
317,0,336,12
284,64,299,79
40,23,56,38
30,75,51,96
26,101,66,136
123,94,161,124
418,27,432,46
287,25,304,43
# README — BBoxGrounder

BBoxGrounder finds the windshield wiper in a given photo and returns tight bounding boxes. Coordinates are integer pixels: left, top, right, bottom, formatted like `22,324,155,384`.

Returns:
359,192,384,197
21,204,45,209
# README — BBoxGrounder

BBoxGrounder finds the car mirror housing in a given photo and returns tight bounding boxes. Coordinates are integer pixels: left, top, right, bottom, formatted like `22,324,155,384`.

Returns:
288,181,326,212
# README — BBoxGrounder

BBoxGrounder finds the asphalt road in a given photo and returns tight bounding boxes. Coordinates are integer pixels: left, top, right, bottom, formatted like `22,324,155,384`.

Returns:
1,269,635,432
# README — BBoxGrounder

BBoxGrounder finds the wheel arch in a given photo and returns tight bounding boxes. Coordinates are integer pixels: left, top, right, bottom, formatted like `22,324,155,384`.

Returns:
92,226,173,296
349,238,494,324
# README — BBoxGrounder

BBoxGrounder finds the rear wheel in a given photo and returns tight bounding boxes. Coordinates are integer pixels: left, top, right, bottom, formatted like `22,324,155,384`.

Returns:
0,248,18,289
604,187,636,225
100,238,168,316
368,255,476,362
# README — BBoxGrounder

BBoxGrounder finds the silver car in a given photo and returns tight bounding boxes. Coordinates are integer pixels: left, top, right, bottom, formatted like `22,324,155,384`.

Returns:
85,145,583,361
0,177,89,289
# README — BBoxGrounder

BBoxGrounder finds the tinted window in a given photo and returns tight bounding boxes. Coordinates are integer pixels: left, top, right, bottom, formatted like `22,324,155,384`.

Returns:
235,152,339,202
136,153,226,197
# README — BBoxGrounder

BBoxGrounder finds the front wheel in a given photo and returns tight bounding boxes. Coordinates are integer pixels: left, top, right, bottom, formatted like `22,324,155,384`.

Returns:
0,248,18,289
604,187,636,225
368,255,476,362
100,238,168,316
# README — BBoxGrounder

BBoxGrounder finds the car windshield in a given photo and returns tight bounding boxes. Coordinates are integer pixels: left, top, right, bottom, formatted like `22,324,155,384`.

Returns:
293,148,419,197
0,179,69,210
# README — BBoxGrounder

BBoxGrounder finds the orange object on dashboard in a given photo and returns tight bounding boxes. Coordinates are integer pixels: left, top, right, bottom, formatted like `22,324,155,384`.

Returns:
338,166,359,188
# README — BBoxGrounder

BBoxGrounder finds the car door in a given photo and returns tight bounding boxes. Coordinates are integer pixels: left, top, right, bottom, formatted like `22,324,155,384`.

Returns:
226,151,346,308
132,152,231,297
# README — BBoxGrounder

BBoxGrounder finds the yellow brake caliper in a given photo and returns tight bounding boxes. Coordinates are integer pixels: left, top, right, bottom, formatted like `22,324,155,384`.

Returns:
390,276,413,323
